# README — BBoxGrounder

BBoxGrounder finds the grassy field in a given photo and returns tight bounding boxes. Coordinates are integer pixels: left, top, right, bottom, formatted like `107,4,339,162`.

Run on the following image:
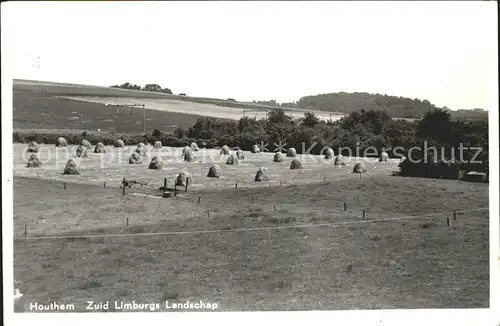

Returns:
13,90,208,132
13,79,345,124
13,142,489,311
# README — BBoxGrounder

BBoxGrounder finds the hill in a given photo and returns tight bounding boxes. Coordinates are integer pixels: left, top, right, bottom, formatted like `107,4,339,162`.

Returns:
293,92,488,121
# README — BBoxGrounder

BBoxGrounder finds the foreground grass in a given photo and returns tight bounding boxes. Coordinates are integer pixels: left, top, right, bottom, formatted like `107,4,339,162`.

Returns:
13,174,489,311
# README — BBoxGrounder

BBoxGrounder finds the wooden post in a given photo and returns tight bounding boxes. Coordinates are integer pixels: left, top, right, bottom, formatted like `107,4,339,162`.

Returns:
126,217,129,226
344,202,347,211
198,197,201,204
453,211,456,221
164,178,167,190
104,181,106,188
24,225,27,238
363,210,365,218
446,217,450,227
207,209,210,218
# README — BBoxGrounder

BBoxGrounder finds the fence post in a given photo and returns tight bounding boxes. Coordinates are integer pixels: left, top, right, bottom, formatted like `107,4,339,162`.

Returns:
164,178,167,190
344,202,347,211
24,225,27,238
104,181,106,188
363,210,365,218
126,217,129,226
207,209,210,218
453,211,456,221
446,217,450,227
198,197,201,204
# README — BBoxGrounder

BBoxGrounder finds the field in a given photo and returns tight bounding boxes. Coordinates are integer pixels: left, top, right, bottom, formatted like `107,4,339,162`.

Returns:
13,143,489,311
13,79,345,131
13,90,206,132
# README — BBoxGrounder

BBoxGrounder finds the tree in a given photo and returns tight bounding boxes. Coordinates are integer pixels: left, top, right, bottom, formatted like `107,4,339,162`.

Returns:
416,108,452,144
174,127,187,139
152,129,162,137
144,84,163,92
301,112,320,128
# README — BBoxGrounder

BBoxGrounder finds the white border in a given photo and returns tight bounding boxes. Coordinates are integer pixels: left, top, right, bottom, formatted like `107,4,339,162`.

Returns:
2,2,498,326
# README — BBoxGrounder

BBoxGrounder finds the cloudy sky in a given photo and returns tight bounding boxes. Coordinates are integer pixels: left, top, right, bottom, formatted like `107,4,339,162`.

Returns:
3,1,497,110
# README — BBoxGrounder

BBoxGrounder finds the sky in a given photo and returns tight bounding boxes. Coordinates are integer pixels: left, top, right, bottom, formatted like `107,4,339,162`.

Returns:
2,1,498,110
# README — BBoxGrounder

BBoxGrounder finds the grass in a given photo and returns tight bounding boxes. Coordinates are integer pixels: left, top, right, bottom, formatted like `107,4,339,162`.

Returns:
13,79,345,125
12,136,489,311
13,168,489,311
13,90,204,132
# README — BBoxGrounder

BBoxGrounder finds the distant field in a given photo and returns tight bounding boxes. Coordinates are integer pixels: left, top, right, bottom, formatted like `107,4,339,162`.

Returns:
13,90,206,132
12,79,345,132
57,95,343,122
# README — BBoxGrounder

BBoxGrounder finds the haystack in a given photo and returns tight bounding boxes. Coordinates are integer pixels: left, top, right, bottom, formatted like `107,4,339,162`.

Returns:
94,142,106,153
287,147,297,157
56,137,68,147
251,144,261,153
324,148,334,159
176,171,193,186
379,151,389,162
27,141,39,153
255,167,270,182
26,153,42,167
115,139,125,148
352,162,367,174
236,149,245,160
182,146,192,156
207,164,222,178
184,150,196,162
220,145,230,155
153,141,162,150
190,142,200,152
334,154,346,166
148,156,164,170
76,145,88,158
290,159,303,169
63,158,80,175
226,153,239,165
136,144,147,156
81,139,92,150
129,152,143,164
273,152,285,163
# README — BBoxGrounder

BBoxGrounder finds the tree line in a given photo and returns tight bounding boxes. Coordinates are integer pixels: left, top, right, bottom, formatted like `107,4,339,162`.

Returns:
252,92,488,121
110,82,173,95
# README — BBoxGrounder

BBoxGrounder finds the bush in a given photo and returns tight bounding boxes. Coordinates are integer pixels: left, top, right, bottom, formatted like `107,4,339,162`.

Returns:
152,129,162,138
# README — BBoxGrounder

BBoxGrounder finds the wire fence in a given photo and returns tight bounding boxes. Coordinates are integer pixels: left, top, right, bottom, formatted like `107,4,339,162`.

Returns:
17,207,488,241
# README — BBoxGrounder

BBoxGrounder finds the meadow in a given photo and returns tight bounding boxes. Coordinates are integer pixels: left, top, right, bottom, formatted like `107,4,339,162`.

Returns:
13,90,205,133
13,79,345,130
13,143,489,311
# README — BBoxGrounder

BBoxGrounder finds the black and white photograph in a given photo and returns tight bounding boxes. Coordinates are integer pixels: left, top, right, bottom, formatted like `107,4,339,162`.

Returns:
2,1,498,325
